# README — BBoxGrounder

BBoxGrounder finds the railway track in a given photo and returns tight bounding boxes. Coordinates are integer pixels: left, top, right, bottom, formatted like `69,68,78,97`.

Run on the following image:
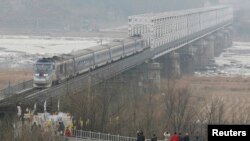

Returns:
0,22,232,108
0,48,151,107
0,88,40,106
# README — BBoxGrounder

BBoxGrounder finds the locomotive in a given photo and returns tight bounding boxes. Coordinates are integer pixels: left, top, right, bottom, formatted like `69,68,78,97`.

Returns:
33,37,145,88
33,6,233,88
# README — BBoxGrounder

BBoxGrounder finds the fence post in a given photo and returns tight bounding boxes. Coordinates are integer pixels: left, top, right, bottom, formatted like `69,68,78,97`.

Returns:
90,131,92,139
81,130,84,138
118,134,120,141
98,132,101,140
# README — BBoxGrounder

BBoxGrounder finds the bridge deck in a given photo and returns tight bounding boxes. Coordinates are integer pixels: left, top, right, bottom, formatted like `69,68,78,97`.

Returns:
0,6,233,106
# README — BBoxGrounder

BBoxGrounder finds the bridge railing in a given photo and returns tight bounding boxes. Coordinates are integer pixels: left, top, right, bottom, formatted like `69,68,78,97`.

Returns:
0,80,33,99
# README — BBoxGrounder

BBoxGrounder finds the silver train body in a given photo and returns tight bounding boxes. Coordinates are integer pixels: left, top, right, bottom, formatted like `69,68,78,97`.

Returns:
33,37,145,88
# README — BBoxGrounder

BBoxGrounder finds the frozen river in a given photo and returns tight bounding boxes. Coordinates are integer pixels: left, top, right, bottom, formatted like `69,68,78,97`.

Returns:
0,35,112,69
1,36,250,77
196,41,250,77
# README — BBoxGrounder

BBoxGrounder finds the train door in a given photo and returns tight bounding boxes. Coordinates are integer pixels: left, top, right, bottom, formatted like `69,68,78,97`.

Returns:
56,63,63,82
65,60,75,78
84,49,95,69
60,64,64,74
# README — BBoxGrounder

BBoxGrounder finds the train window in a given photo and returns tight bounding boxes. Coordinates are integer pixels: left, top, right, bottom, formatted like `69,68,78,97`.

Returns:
97,51,106,57
126,45,131,49
113,48,120,53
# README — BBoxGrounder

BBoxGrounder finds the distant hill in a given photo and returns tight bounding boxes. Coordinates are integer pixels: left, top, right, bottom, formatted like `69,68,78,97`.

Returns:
0,0,204,34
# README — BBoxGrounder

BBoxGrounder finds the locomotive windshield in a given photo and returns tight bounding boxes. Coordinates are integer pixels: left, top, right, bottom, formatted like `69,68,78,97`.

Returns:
34,63,53,74
34,58,54,75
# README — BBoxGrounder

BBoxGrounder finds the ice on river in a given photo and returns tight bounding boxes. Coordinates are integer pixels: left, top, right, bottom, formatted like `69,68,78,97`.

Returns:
196,41,250,78
0,35,112,69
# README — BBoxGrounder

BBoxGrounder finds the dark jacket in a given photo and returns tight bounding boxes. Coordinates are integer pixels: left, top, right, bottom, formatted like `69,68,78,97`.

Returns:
151,136,157,141
183,135,189,141
137,134,145,141
179,136,184,141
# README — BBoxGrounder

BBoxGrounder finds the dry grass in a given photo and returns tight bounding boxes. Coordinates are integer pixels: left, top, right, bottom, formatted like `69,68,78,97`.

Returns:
0,69,32,89
185,76,250,122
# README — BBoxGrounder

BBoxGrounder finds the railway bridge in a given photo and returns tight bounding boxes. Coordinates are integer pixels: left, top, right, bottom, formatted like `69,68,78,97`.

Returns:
0,6,233,110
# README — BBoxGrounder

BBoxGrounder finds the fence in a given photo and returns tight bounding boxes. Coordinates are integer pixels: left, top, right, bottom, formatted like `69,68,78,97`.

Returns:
0,80,33,99
72,130,137,141
13,121,196,141
69,130,166,141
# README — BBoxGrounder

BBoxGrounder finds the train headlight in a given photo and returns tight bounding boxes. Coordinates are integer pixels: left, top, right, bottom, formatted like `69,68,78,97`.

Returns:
44,74,49,77
35,74,39,76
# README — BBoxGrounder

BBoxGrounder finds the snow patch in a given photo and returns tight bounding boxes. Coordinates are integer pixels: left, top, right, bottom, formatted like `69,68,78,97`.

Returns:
0,35,112,69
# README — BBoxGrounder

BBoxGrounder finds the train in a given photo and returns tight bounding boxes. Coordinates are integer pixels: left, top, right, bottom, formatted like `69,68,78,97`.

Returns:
33,37,146,88
33,6,233,88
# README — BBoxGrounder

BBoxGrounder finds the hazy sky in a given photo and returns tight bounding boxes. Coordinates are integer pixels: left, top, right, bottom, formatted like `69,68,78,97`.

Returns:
0,0,248,34
0,0,204,31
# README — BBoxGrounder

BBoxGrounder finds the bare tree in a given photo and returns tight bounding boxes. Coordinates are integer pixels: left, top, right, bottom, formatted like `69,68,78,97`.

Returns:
162,79,199,134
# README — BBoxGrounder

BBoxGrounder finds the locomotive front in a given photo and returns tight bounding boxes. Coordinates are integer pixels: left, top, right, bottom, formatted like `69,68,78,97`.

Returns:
33,58,54,88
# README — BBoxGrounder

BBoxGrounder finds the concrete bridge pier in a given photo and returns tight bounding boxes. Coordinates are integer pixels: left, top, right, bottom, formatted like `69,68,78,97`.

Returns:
193,39,210,70
158,52,181,79
221,30,230,49
205,35,215,61
192,36,217,70
222,29,233,48
226,26,234,47
205,36,215,64
178,45,195,75
214,30,232,57
214,33,224,57
137,60,161,94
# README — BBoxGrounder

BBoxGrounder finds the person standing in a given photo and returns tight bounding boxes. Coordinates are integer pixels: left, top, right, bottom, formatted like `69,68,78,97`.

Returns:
64,127,71,137
151,134,157,141
183,133,189,141
163,131,171,141
31,122,38,132
141,131,145,141
136,130,141,141
170,132,179,141
136,130,145,141
178,133,184,141
58,122,65,136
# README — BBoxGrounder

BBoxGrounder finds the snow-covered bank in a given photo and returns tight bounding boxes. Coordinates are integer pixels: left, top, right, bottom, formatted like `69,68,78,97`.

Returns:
0,35,112,69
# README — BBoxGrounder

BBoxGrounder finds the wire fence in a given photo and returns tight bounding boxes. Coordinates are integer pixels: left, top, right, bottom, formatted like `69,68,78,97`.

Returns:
0,80,33,99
